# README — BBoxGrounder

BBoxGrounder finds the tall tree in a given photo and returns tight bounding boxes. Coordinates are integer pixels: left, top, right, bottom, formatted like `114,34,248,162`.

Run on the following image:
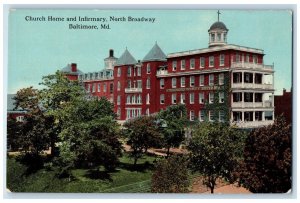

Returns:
188,122,246,193
157,104,188,157
240,116,292,193
123,115,162,166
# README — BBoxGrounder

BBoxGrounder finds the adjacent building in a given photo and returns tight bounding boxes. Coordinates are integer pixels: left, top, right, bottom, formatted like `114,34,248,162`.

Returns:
63,18,275,128
274,88,292,124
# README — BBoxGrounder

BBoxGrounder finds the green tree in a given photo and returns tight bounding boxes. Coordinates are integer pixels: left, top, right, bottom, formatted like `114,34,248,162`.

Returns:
188,122,246,193
240,116,292,193
157,104,188,157
151,155,189,193
7,117,22,151
123,115,162,166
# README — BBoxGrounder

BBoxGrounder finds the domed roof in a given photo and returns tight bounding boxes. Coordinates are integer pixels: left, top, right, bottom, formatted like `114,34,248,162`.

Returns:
209,21,228,31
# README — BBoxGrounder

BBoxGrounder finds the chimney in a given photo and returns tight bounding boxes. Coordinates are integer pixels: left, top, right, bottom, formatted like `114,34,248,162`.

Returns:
109,49,114,57
71,63,77,72
283,88,286,94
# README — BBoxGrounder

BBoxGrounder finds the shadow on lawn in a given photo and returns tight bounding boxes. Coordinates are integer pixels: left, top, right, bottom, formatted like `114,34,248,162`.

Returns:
84,169,113,181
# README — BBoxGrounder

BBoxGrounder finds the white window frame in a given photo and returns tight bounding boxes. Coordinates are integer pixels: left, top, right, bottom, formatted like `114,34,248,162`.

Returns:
160,94,165,104
219,92,224,103
209,56,214,67
137,66,141,76
209,74,214,86
219,110,225,122
172,77,177,88
199,93,204,104
190,58,195,69
219,73,224,85
117,81,121,91
190,76,195,87
146,78,150,89
146,108,150,116
220,54,225,66
97,83,101,92
117,67,121,77
137,80,142,89
172,93,177,104
172,61,177,71
209,111,214,121
146,93,150,104
103,84,107,92
180,93,185,104
199,75,204,86
190,110,195,121
117,95,121,105
127,67,131,76
181,60,186,70
147,63,151,74
126,95,131,104
199,111,204,122
160,78,165,89
200,57,205,68
181,77,185,87
209,92,214,104
190,93,194,104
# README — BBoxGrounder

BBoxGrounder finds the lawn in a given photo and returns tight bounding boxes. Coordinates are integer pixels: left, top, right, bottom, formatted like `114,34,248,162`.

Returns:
6,153,158,193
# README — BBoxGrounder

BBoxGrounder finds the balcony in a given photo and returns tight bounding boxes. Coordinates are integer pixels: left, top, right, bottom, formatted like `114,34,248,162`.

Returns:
231,62,273,71
157,70,168,76
125,88,142,93
231,120,274,128
232,100,273,108
231,83,273,89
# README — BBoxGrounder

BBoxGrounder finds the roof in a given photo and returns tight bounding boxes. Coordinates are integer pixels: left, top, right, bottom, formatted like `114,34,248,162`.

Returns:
167,44,264,58
143,43,167,62
61,64,84,75
209,21,228,31
116,49,137,66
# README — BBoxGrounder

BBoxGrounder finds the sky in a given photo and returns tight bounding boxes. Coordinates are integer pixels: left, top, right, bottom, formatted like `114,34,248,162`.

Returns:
7,9,292,95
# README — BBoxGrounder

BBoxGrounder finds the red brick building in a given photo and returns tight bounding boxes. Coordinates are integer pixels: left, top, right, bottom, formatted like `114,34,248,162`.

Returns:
63,19,275,128
274,88,292,124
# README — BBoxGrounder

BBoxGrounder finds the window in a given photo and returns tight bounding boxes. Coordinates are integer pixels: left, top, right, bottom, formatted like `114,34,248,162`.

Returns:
220,54,225,66
190,76,195,87
209,92,214,103
200,57,205,68
137,95,141,104
103,84,107,92
190,58,195,69
217,33,221,41
219,92,224,103
127,80,131,88
172,93,177,104
16,116,24,122
253,55,258,64
137,66,141,76
190,110,195,121
132,95,136,104
255,111,262,121
110,83,113,93
126,109,130,119
199,111,205,122
146,93,150,104
199,75,204,86
117,95,121,105
97,83,101,92
160,94,165,104
117,81,120,91
209,74,214,86
244,92,253,102
181,60,185,70
219,73,224,85
160,78,165,89
172,78,177,88
117,107,121,119
209,111,214,121
127,67,131,76
199,93,204,104
244,73,253,83
233,111,242,122
147,64,151,74
146,108,150,116
146,78,150,89
211,33,215,42
236,53,240,62
137,80,142,89
233,72,242,83
172,61,177,71
117,67,121,76
233,92,243,102
219,110,225,122
244,111,253,121
180,93,185,104
126,95,130,104
190,93,194,104
246,54,250,63
181,77,185,87
209,56,214,67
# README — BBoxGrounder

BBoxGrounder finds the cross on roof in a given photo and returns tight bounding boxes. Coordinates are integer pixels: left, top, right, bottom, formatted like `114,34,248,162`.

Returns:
217,10,221,21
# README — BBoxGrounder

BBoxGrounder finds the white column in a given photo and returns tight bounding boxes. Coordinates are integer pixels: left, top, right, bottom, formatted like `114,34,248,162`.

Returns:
242,111,244,122
262,111,265,121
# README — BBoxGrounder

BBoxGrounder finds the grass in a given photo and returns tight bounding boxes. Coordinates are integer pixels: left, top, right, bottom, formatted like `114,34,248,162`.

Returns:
6,153,158,193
